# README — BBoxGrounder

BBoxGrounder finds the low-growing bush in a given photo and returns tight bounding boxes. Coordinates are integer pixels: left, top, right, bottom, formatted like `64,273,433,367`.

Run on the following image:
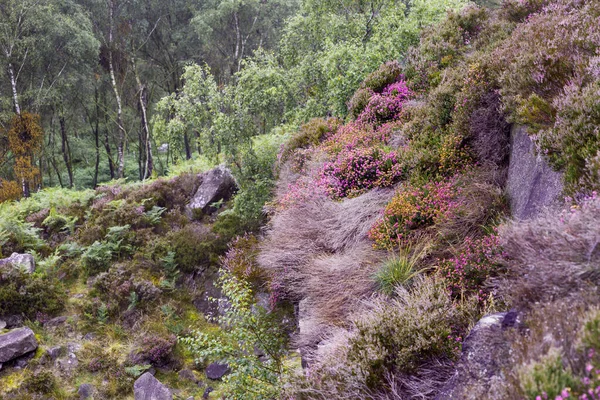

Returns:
369,180,459,250
168,223,220,273
360,60,403,93
438,233,503,303
357,82,412,126
292,277,478,397
221,234,266,285
129,333,177,367
320,147,405,199
280,118,341,162
374,245,429,295
0,269,66,319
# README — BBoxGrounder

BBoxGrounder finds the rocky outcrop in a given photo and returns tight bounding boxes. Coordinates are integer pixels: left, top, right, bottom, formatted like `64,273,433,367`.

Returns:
0,327,38,365
186,166,237,216
437,312,520,399
506,125,563,220
0,252,35,273
134,372,173,400
206,362,230,380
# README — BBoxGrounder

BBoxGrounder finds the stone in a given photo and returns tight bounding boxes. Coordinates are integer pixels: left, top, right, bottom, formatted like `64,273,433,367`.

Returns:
506,125,563,220
134,372,173,400
78,383,96,399
205,362,230,380
0,320,6,330
0,315,23,329
178,369,199,384
14,351,35,368
203,387,214,399
0,252,35,273
44,316,68,329
436,312,520,399
186,166,237,216
56,351,79,375
0,327,38,363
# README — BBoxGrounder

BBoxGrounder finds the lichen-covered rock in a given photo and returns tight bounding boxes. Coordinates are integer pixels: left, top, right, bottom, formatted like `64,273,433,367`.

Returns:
0,253,35,273
507,125,563,220
134,372,172,400
0,327,38,363
436,312,520,399
78,383,96,399
186,165,237,216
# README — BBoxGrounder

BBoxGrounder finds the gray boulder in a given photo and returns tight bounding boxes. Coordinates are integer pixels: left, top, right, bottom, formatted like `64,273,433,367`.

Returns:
78,383,96,399
0,327,38,363
206,362,230,380
507,125,563,220
0,253,35,273
186,166,237,216
436,312,519,399
134,372,173,400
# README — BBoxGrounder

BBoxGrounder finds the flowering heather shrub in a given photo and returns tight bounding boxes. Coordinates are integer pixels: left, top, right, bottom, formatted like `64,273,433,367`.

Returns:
221,234,266,285
537,81,600,189
496,0,600,123
279,117,341,162
129,333,177,367
438,233,503,303
360,60,403,93
369,180,459,249
320,120,395,156
358,81,412,126
320,147,405,199
501,0,549,22
348,87,374,118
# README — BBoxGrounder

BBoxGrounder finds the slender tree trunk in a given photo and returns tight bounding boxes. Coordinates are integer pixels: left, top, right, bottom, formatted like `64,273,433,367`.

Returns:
108,0,126,178
7,62,21,115
183,131,192,160
103,105,116,179
59,111,74,188
132,56,153,179
92,86,101,188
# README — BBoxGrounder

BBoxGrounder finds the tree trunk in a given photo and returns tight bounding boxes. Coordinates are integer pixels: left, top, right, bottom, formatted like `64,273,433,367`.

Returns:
59,112,74,188
108,0,126,179
7,62,21,115
132,56,153,179
92,86,101,188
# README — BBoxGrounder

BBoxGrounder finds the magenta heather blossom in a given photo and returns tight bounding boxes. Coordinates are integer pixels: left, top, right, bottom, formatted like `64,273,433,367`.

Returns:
358,81,411,125
319,147,405,198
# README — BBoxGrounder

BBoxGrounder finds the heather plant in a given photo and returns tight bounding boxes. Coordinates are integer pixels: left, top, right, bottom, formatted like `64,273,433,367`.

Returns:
438,233,503,303
369,180,460,250
519,348,579,400
221,234,266,285
293,277,478,397
360,60,403,94
0,269,66,319
280,117,341,162
357,81,412,126
319,147,405,199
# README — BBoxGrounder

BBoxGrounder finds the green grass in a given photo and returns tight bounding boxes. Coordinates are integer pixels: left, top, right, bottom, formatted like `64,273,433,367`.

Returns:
374,245,431,295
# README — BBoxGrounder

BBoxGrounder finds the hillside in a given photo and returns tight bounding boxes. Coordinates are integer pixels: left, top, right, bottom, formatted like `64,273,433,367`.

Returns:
1,0,600,399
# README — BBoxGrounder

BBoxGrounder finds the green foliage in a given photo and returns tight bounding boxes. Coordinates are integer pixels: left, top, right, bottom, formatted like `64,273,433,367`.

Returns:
518,348,579,400
181,270,288,399
0,205,45,255
124,364,152,378
42,207,77,234
374,245,430,295
21,371,57,394
159,251,179,289
144,206,167,225
0,269,66,319
280,117,340,162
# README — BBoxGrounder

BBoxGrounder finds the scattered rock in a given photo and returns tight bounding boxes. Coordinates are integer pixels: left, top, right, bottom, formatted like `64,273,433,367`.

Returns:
14,351,35,368
56,351,79,376
203,386,214,399
0,320,6,330
0,327,38,364
178,368,200,384
134,372,173,400
186,165,237,216
205,362,230,380
44,316,68,329
436,312,520,399
83,333,96,341
507,125,563,220
0,315,23,329
78,383,96,399
0,252,36,273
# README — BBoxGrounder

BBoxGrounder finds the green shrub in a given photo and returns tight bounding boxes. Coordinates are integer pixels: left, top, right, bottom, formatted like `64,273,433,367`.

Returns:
0,269,66,319
280,117,340,162
21,371,57,394
169,224,220,273
518,348,579,400
360,60,402,93
181,269,288,400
